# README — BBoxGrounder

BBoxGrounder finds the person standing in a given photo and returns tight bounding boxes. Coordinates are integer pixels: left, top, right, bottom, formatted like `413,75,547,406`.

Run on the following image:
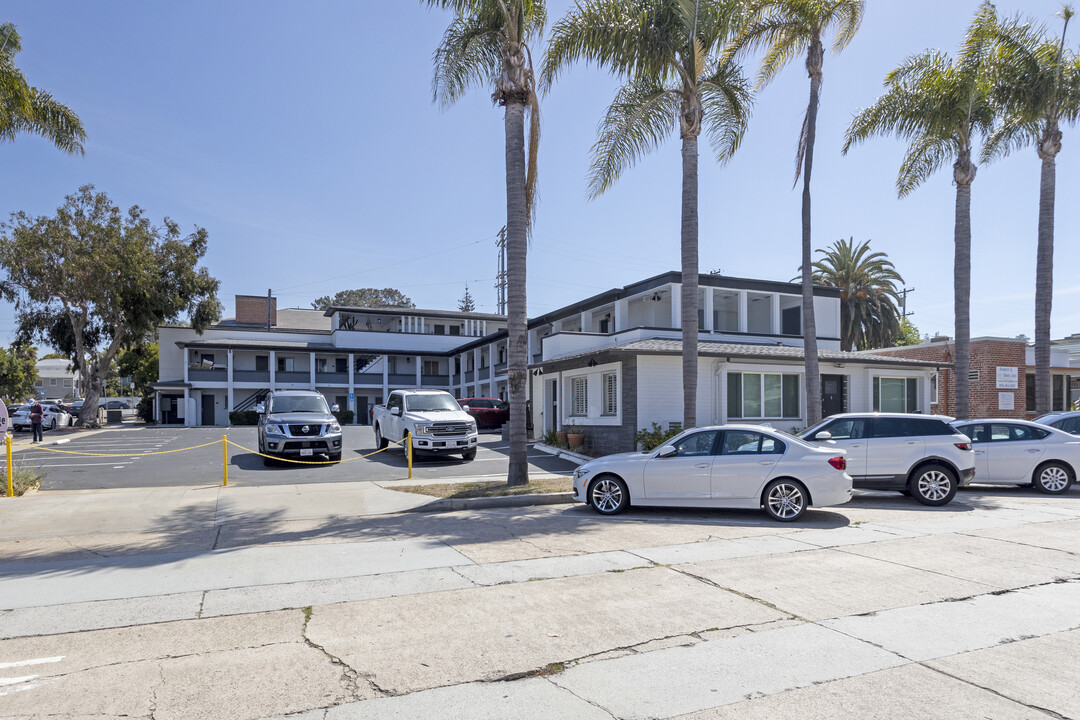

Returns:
29,398,44,443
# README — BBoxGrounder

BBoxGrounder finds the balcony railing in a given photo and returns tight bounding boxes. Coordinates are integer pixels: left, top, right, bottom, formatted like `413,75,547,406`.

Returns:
421,375,450,387
478,367,491,380
275,371,311,384
354,372,382,384
314,372,349,384
233,370,270,383
189,368,226,381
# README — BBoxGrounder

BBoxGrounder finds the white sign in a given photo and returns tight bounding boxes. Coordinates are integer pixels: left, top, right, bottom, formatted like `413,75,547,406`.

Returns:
996,366,1018,389
998,392,1015,411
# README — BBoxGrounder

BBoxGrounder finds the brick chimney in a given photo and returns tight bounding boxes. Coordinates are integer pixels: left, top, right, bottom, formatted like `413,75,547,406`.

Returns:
236,295,277,326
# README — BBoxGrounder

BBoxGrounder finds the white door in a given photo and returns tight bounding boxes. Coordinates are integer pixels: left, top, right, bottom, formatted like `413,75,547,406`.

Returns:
985,423,1045,482
865,417,925,483
960,423,991,480
643,430,720,500
815,418,869,478
711,430,784,500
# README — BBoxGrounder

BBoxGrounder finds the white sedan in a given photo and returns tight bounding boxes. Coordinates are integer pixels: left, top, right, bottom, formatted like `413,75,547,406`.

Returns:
572,425,852,522
11,404,71,431
951,419,1079,494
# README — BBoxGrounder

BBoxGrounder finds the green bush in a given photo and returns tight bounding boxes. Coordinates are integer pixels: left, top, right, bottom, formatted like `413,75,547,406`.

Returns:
136,396,154,423
635,422,682,451
229,410,260,426
1,463,47,496
333,410,354,425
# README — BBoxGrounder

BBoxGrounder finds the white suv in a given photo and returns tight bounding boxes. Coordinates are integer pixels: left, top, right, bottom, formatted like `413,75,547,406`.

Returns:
800,413,975,506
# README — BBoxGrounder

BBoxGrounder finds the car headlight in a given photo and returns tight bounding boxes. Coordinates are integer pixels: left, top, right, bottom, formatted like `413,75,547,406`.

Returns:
267,424,286,436
413,424,430,436
329,421,341,433
467,421,477,433
574,467,591,480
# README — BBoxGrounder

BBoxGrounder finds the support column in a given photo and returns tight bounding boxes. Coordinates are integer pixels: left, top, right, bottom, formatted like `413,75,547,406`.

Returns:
703,289,714,332
738,291,748,333
615,299,628,332
309,352,316,390
771,293,781,335
580,312,590,333
269,350,276,390
347,352,355,423
183,387,191,427
473,348,481,396
415,355,422,387
670,284,682,329
227,349,234,412
482,320,487,335
382,354,389,400
183,347,189,385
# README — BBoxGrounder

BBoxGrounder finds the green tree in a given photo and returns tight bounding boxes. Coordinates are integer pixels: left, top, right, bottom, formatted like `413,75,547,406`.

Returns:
0,23,85,154
984,5,1080,414
41,352,66,359
458,285,476,312
0,185,222,426
0,343,37,401
425,0,544,486
732,0,865,427
895,317,922,346
543,0,752,429
807,237,904,351
842,2,1000,419
310,288,415,310
117,342,159,397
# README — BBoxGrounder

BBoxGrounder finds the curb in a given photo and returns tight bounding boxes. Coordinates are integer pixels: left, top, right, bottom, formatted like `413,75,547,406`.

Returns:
532,442,590,465
403,492,575,513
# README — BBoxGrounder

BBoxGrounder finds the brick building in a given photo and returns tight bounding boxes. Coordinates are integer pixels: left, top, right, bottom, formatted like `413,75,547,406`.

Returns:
873,336,1077,419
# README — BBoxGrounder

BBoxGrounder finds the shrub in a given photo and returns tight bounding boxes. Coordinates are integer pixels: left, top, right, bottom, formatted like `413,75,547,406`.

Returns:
136,396,154,423
229,410,260,426
1,463,47,496
333,410,354,425
635,422,682,451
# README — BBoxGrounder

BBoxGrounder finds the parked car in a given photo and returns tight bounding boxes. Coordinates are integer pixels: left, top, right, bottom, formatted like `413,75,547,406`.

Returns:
799,413,975,506
12,403,71,431
256,390,342,465
950,419,1078,494
458,397,509,429
572,424,852,522
1034,410,1080,436
373,390,479,460
102,400,131,410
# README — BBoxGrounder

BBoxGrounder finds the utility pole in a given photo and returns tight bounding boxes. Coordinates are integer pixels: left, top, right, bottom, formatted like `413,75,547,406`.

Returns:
899,287,916,317
495,227,507,315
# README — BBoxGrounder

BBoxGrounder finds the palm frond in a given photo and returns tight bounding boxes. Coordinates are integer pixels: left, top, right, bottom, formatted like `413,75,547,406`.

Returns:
587,77,681,198
20,90,86,155
432,8,505,108
896,134,954,198
980,116,1038,162
699,61,753,163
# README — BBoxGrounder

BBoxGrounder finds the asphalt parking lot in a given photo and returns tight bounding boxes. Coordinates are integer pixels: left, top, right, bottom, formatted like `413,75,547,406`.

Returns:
16,425,579,491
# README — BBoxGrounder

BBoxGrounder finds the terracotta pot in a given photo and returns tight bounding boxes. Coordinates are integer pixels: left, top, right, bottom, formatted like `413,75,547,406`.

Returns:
566,433,585,451
555,431,569,449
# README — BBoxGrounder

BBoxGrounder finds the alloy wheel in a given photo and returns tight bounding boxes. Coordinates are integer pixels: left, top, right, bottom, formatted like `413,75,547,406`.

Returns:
767,483,804,520
1038,466,1069,493
590,478,624,514
917,470,952,501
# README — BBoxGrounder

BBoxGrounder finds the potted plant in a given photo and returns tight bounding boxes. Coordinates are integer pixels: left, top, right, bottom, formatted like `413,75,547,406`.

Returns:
555,428,569,449
565,424,586,452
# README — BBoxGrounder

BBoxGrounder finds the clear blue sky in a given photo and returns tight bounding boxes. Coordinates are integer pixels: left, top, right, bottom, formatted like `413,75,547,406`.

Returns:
1,0,1077,347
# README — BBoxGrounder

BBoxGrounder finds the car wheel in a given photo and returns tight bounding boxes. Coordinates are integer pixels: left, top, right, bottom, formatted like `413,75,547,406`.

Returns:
909,464,957,506
329,452,342,463
763,479,808,522
461,447,476,461
1033,461,1073,494
49,418,57,430
588,475,629,515
374,424,388,449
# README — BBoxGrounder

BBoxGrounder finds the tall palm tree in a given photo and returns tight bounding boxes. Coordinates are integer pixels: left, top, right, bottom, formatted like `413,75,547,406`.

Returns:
543,0,753,430
808,237,904,351
842,2,1000,419
732,0,864,427
984,6,1080,414
0,23,85,155
425,0,544,485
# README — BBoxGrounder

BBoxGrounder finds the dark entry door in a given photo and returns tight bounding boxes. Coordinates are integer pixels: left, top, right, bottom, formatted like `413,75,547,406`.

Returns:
357,397,368,425
201,394,215,426
550,379,558,431
821,375,847,419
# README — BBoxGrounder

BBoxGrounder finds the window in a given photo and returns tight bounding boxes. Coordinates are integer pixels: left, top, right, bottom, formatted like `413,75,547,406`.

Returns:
63,379,72,387
1026,372,1036,412
873,377,918,413
780,296,801,335
315,358,329,373
434,325,445,335
49,378,57,386
34,379,43,387
961,423,987,443
727,373,800,418
276,356,294,372
498,347,506,364
714,292,739,332
256,355,268,372
746,293,773,333
871,418,921,438
722,431,783,455
990,423,1049,442
571,376,588,416
930,373,938,404
671,431,720,456
602,372,617,416
822,418,866,440
423,361,440,376
336,358,348,373
1053,374,1066,412
449,326,461,336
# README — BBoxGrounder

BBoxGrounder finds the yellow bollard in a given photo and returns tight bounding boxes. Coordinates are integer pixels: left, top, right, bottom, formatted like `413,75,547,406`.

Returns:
407,433,413,480
5,435,12,498
222,434,228,487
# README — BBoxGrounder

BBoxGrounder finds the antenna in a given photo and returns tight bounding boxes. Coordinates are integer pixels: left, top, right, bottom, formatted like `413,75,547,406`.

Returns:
495,226,507,315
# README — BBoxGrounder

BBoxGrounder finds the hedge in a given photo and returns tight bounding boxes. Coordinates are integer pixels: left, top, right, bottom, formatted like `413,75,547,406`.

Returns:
229,410,260,426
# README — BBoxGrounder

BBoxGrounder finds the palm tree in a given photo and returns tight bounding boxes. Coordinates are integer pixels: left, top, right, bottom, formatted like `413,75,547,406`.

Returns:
0,23,85,154
807,237,904,351
842,2,1000,419
543,0,753,430
732,0,864,427
425,0,544,485
984,6,1080,414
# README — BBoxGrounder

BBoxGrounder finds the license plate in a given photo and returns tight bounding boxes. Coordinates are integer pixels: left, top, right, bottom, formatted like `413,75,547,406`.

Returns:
299,449,313,457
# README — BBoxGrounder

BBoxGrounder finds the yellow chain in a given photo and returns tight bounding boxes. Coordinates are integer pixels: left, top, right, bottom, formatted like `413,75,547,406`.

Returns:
226,437,405,465
11,440,221,457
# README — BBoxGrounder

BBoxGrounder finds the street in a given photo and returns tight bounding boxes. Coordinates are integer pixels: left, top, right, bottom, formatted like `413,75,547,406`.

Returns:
1,481,1079,718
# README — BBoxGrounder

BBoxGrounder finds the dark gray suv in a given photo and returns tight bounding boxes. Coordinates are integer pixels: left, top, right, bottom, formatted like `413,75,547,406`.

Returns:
256,390,343,465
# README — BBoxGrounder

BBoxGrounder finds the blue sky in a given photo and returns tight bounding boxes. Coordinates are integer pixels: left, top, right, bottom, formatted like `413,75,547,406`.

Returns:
1,0,1078,347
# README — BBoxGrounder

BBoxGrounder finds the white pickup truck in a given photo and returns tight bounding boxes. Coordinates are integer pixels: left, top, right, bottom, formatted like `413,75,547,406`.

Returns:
372,389,479,460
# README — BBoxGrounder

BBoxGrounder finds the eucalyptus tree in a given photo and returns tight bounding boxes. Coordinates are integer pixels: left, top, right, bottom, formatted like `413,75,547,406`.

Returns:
732,0,864,426
543,0,752,430
808,237,904,351
424,0,544,485
842,2,1000,419
984,6,1080,414
0,23,85,155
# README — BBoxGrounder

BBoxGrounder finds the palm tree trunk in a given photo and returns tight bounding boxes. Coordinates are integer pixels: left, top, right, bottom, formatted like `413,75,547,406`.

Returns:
801,51,822,427
953,175,973,420
681,133,699,430
1034,132,1058,415
504,100,529,486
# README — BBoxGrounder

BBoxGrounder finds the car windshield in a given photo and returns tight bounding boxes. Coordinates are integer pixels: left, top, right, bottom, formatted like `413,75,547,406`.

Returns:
797,420,831,439
268,395,329,414
405,393,461,412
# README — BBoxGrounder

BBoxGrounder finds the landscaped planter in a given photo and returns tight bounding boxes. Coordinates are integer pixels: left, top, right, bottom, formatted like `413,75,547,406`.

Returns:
566,432,585,451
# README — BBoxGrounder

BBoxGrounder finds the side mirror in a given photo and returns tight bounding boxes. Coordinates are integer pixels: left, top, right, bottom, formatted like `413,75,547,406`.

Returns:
254,403,265,414
813,430,832,441
331,404,340,413
390,407,401,417
657,445,677,458
461,405,470,412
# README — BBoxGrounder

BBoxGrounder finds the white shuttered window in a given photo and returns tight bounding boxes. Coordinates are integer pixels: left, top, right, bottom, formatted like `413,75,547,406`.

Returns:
572,377,588,416
602,372,617,415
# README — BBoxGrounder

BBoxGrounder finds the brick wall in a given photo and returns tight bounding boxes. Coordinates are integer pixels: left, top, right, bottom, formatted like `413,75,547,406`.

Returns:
236,295,277,326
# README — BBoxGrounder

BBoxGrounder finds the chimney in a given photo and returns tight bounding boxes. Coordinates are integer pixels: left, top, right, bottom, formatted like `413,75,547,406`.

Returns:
235,294,277,326
930,333,951,343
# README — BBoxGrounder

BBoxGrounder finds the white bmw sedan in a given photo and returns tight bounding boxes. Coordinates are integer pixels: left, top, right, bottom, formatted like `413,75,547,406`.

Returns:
572,425,852,522
950,419,1079,494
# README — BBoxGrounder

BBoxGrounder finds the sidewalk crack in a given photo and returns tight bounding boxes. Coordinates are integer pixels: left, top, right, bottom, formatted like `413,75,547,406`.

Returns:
543,676,617,718
665,565,806,621
300,606,387,700
919,663,1065,718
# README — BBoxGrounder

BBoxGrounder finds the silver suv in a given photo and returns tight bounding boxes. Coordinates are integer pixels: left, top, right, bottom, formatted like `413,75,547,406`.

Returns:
256,390,343,465
800,413,975,506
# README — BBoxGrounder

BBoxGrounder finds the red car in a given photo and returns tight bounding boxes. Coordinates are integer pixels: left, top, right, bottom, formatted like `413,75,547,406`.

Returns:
458,397,509,429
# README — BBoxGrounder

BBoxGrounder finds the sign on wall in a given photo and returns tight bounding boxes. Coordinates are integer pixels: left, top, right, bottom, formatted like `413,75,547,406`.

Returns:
998,392,1015,411
996,366,1019,389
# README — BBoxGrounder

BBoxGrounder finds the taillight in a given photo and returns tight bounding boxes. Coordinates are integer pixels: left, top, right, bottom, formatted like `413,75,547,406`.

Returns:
828,456,846,471
955,442,972,451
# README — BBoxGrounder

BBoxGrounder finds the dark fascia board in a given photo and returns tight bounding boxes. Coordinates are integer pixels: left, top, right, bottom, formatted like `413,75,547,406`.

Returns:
323,305,507,322
540,326,843,343
526,271,842,329
162,323,332,335
180,339,468,358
